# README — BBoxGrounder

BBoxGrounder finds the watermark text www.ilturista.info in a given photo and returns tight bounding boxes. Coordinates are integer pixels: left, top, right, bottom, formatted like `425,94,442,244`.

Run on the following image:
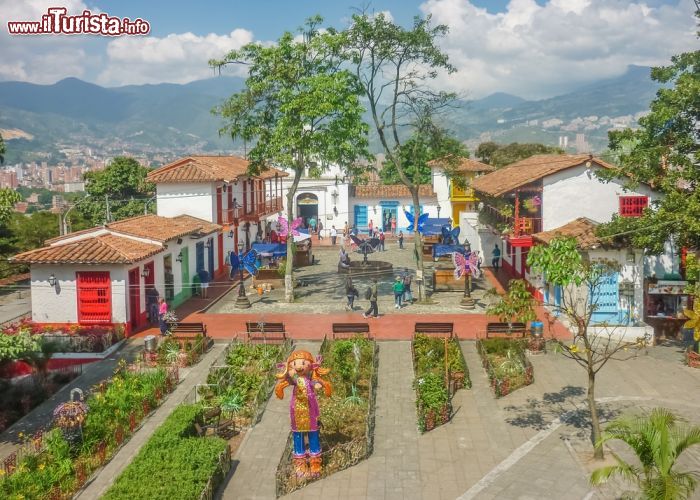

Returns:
7,7,150,36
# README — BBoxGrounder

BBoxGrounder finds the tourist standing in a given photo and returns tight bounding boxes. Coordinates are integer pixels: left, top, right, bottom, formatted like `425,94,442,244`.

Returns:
363,279,379,318
393,276,404,309
158,297,169,336
379,230,385,251
344,221,349,236
198,268,210,299
345,276,358,311
368,219,373,235
317,220,323,241
491,244,501,270
330,226,337,245
403,273,413,303
309,216,317,234
391,216,396,234
398,231,404,249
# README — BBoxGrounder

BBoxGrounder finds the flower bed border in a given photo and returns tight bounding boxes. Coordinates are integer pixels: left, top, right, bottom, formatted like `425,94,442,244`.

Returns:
687,349,700,369
274,335,378,498
411,334,470,433
476,339,534,398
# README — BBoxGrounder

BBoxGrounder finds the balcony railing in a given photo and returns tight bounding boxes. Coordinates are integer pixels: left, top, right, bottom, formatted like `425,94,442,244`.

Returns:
480,204,542,237
220,197,283,225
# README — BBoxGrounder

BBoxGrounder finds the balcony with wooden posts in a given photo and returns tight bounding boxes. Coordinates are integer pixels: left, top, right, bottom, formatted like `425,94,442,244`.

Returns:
217,175,284,226
478,188,543,248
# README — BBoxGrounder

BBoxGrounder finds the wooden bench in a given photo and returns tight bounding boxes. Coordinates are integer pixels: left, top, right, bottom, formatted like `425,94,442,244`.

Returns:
414,322,454,338
170,322,208,352
332,323,371,340
246,321,287,343
486,322,527,338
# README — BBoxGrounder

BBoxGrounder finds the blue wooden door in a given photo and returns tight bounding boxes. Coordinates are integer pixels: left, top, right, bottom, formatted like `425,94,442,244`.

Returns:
354,205,367,230
196,242,205,272
591,272,619,324
207,238,214,277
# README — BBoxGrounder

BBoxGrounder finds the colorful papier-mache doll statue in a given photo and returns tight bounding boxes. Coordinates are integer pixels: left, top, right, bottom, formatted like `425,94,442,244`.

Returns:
275,350,332,478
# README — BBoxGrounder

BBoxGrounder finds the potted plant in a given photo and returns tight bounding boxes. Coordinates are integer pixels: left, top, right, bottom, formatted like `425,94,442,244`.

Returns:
486,279,537,334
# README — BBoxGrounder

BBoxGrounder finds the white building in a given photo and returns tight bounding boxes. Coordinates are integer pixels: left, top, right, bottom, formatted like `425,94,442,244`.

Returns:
11,215,220,335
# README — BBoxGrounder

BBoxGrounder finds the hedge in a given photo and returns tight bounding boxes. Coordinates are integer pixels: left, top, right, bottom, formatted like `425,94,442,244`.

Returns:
103,405,228,500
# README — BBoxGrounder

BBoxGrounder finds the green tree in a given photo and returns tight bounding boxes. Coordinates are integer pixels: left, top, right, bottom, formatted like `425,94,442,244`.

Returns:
12,211,60,251
380,127,468,185
591,408,700,499
211,16,370,303
341,12,457,301
476,142,564,168
0,188,21,224
527,237,647,460
485,279,537,329
79,157,154,225
596,15,699,254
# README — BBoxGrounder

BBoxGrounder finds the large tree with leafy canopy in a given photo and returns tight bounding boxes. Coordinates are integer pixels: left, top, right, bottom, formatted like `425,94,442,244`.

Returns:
78,156,154,226
475,141,563,168
211,16,370,303
596,13,699,254
340,13,460,301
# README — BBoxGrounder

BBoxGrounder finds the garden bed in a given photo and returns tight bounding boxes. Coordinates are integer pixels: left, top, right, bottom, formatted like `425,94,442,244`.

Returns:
275,335,378,497
197,340,292,428
141,334,209,368
0,361,178,499
476,338,534,398
103,405,230,500
3,321,125,355
412,334,470,432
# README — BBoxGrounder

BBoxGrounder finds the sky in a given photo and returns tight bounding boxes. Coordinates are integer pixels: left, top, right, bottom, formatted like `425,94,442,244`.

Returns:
0,0,697,99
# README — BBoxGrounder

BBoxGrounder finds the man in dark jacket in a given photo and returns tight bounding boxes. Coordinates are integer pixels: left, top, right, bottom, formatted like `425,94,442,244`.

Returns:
363,279,379,318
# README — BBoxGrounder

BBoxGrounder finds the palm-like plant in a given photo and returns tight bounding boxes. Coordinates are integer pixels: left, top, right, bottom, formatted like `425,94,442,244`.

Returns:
591,408,700,499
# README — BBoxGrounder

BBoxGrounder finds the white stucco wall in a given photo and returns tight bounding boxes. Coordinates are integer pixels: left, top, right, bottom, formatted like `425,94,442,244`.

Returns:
542,165,658,231
30,265,128,324
156,182,214,221
279,178,350,236
349,197,440,233
644,239,678,279
431,170,452,212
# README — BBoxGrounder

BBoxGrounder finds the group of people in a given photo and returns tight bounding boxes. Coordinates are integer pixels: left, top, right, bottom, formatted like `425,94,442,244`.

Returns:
342,273,414,318
146,287,170,336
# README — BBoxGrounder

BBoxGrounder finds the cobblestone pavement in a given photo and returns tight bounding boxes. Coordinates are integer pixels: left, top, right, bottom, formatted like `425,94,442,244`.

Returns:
224,341,700,500
75,342,227,499
220,342,321,500
209,245,493,315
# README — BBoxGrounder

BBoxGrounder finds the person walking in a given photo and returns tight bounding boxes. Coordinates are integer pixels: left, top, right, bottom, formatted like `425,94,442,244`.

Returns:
368,219,373,235
398,230,404,249
363,279,379,318
309,216,317,234
393,276,404,309
345,276,358,311
330,226,337,245
491,244,501,270
402,273,413,303
379,230,385,252
317,220,323,241
158,297,169,336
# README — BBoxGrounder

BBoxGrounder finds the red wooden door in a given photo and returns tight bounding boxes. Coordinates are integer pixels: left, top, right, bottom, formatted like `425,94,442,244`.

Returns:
127,268,141,330
216,187,223,224
217,233,224,273
76,271,112,323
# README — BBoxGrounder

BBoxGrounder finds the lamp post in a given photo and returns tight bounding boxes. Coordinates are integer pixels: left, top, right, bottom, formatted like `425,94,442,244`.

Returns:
437,203,441,219
460,242,475,310
234,242,251,309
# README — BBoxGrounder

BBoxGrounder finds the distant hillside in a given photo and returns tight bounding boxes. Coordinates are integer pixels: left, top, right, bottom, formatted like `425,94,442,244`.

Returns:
0,65,661,161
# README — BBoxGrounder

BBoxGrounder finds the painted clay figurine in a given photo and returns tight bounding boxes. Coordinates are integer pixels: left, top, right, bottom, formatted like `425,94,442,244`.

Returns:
275,350,332,478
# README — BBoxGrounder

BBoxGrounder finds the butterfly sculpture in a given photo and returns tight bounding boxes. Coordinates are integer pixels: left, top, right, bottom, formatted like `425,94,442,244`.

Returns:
441,225,461,245
232,248,259,276
278,216,303,239
404,211,429,233
453,251,481,280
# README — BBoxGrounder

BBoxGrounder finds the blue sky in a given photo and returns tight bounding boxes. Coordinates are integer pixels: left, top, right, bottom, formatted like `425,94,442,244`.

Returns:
1,0,696,99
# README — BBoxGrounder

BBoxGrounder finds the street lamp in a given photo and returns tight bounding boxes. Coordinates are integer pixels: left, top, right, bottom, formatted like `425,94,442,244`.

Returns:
437,203,442,219
460,242,475,310
234,242,251,309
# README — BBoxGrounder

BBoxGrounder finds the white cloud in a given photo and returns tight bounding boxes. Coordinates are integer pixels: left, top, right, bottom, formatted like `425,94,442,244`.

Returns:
97,29,254,86
0,0,92,83
420,0,699,99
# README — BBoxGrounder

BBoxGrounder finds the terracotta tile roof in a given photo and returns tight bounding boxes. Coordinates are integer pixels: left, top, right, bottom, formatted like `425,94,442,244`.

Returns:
353,184,436,198
106,214,220,242
12,234,162,264
471,154,615,197
147,156,288,184
428,156,496,173
532,217,606,249
45,227,105,245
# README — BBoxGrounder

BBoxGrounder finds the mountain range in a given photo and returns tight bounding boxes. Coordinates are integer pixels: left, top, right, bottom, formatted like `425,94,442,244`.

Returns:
0,65,660,163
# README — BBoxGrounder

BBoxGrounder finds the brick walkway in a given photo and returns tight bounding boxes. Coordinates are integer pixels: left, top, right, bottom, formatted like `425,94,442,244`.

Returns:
220,341,321,500
75,343,226,499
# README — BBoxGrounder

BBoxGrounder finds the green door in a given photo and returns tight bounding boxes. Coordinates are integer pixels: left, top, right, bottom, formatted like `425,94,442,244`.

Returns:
176,247,190,306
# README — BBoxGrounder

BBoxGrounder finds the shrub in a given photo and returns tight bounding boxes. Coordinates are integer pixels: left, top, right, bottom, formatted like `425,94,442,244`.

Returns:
477,338,533,397
104,405,228,500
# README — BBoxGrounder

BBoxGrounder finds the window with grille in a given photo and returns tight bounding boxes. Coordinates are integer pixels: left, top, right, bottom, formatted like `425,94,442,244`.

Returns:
619,196,648,217
76,272,112,323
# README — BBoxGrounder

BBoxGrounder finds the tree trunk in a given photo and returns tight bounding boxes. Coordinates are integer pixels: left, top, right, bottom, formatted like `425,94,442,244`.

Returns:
411,188,426,302
587,369,604,459
285,169,302,303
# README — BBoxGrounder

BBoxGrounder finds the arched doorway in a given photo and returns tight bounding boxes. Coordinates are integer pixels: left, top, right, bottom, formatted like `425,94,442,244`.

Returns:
296,193,318,229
